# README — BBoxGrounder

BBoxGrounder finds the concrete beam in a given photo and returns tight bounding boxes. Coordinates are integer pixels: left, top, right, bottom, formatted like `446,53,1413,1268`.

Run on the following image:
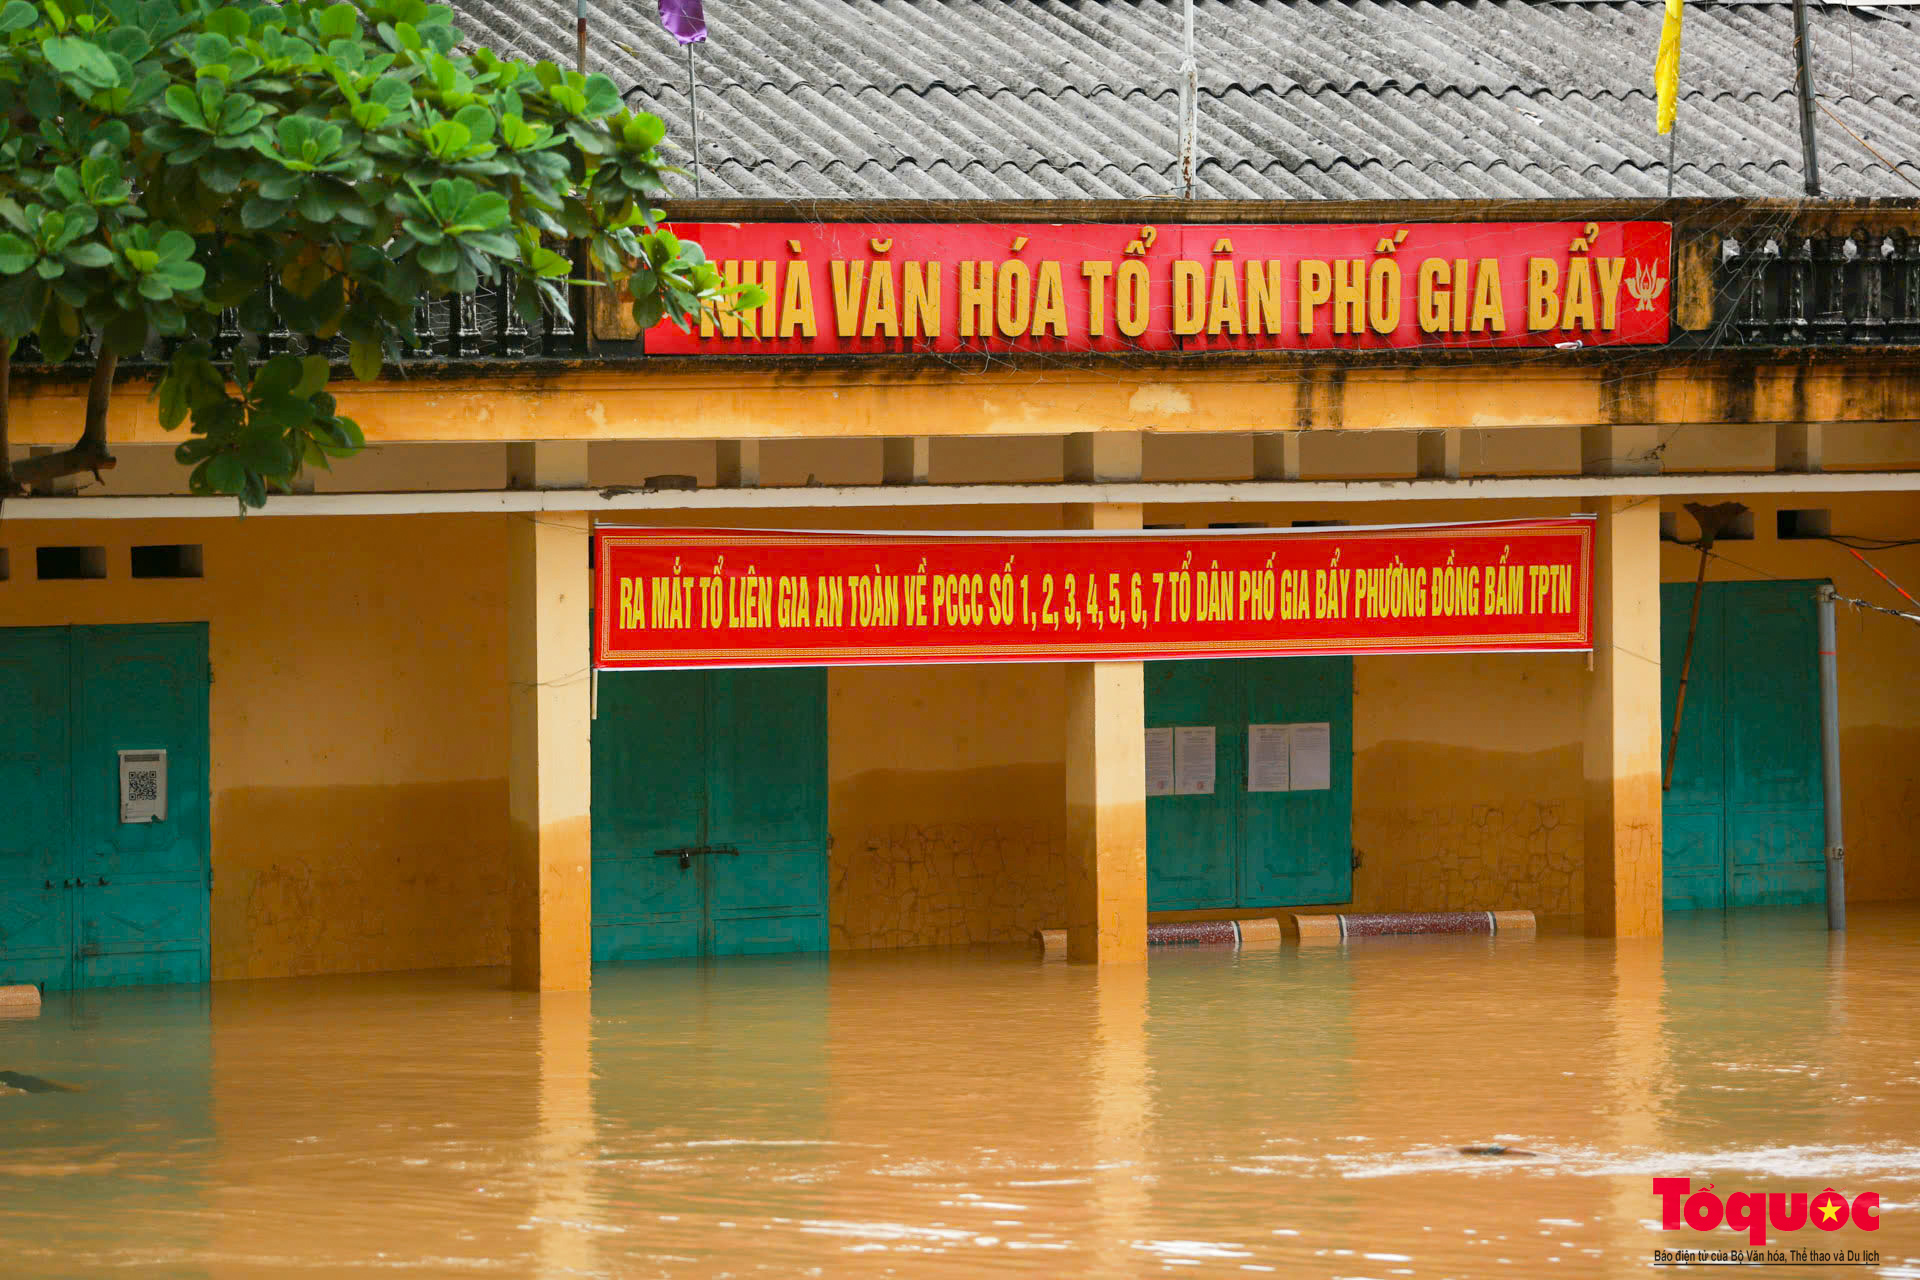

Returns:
882,436,931,485
1581,426,1665,477
11,469,1920,521
1064,432,1144,484
1776,423,1824,473
1251,432,1303,481
1415,429,1463,480
508,441,590,490
716,439,761,488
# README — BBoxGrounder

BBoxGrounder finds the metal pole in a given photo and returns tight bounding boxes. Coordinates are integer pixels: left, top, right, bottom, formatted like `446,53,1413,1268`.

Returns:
1792,0,1823,196
1178,0,1197,198
1817,585,1846,930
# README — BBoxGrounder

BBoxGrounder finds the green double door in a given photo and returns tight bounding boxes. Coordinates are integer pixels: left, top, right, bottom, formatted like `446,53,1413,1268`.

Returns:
0,624,211,991
592,668,828,963
1146,657,1353,910
1660,580,1826,911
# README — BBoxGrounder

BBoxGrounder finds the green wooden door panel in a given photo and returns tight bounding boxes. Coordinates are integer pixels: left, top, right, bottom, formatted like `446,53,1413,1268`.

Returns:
1661,583,1728,910
591,668,828,962
1146,656,1353,911
1662,810,1726,911
1145,660,1238,910
1659,584,1727,814
1722,583,1825,909
0,625,208,991
0,628,74,991
70,625,210,988
707,668,828,956
1240,657,1354,906
592,670,706,964
1724,584,1824,810
1658,581,1825,913
1729,809,1827,906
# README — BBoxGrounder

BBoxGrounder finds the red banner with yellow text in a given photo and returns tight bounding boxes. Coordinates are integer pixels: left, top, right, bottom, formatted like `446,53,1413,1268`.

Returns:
644,222,1671,354
593,519,1594,670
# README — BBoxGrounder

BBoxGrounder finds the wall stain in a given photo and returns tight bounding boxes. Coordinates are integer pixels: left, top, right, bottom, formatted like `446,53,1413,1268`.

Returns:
830,765,1066,950
1351,741,1584,918
214,781,510,980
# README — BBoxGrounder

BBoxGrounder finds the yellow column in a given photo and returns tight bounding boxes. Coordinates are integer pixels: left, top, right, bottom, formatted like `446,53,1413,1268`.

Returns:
1583,496,1663,938
508,510,593,990
1065,501,1147,964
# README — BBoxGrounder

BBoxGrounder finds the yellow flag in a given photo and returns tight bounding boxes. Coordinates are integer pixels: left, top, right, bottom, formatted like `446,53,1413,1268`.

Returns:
1655,0,1685,134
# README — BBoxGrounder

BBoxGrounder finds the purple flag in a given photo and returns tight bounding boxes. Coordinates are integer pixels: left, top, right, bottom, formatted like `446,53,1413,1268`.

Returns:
659,0,706,44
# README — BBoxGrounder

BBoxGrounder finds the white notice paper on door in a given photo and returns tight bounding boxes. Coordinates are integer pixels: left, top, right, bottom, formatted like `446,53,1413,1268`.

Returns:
1144,727,1174,796
1289,721,1332,791
1174,726,1216,795
1247,723,1292,793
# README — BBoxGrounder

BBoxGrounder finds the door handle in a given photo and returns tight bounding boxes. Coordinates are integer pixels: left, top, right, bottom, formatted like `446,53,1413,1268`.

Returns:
96,876,108,887
44,879,53,890
652,845,741,870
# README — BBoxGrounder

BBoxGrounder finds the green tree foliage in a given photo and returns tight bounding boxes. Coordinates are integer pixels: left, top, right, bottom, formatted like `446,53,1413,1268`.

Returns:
0,0,746,505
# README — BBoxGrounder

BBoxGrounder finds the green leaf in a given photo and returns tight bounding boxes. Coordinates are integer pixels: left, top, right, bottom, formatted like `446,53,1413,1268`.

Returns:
0,233,35,274
157,372,190,430
44,37,121,90
348,337,382,382
294,355,330,398
164,83,209,130
0,1,38,33
62,242,113,269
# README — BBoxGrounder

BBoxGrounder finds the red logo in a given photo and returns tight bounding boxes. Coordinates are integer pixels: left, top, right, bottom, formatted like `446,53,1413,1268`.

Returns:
1654,1179,1881,1246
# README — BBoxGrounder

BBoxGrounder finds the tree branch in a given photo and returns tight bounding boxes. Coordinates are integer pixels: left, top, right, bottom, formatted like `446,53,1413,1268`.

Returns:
9,352,119,492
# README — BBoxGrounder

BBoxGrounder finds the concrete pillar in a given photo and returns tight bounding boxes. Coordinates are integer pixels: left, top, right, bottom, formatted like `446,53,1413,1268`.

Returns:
881,436,930,485
1583,496,1663,938
716,439,760,488
1064,501,1147,964
1776,423,1824,473
508,508,593,991
1415,429,1462,480
1252,431,1303,481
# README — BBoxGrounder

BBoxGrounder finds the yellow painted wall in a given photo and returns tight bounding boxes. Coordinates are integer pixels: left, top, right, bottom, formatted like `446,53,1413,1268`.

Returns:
828,663,1068,949
0,513,512,979
4,485,1913,974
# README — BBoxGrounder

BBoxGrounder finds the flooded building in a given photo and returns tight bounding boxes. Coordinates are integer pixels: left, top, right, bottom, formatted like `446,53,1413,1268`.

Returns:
4,0,1920,994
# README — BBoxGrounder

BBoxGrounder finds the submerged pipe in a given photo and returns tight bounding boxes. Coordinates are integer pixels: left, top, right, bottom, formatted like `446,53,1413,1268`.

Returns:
1817,586,1846,930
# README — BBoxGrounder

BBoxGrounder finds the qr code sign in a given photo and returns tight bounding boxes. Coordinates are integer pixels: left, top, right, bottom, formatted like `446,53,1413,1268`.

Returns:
127,770,159,804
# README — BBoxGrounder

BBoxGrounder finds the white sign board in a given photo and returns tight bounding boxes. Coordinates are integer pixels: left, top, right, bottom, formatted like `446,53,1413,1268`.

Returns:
1174,726,1216,795
1289,722,1332,792
118,749,167,823
1144,726,1174,797
1247,723,1292,792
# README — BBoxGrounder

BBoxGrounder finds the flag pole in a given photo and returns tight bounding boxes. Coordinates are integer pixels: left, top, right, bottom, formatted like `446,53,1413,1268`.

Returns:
688,42,702,197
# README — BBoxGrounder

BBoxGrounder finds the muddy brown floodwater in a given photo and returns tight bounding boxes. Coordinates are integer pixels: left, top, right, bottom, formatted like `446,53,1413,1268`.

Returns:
2,904,1917,1278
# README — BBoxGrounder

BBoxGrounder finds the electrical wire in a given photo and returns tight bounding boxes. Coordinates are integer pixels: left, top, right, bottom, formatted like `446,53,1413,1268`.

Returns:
1839,543,1920,609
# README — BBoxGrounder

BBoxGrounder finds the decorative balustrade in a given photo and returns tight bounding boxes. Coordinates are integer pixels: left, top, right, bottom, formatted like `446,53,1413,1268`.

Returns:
1718,226,1920,347
12,226,1920,370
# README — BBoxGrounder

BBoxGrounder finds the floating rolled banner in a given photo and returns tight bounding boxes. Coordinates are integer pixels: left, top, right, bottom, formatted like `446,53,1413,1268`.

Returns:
1293,909,1536,942
595,518,1594,670
1035,919,1282,953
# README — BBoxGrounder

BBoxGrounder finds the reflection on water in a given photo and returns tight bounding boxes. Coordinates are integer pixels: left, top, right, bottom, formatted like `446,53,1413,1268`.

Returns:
2,906,1918,1277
